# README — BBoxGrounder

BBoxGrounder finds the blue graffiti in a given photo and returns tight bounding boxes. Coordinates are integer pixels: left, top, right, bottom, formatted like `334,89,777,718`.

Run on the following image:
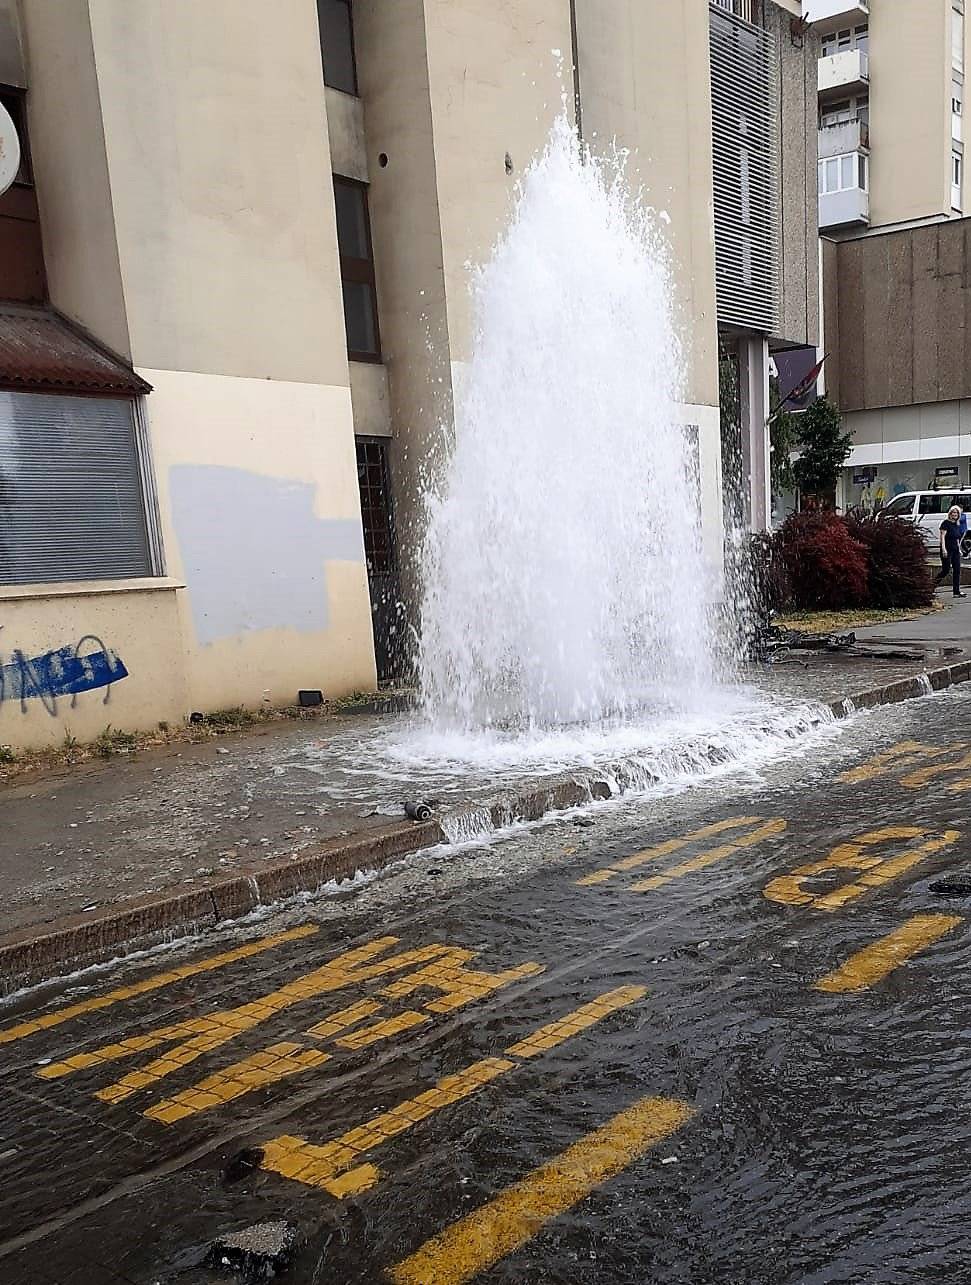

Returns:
0,635,128,714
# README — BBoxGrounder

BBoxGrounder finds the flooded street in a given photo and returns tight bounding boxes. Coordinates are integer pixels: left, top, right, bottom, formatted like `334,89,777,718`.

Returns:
3,690,971,1284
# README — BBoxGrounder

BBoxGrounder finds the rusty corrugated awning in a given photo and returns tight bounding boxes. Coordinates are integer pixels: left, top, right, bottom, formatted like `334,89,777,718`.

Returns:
0,304,151,397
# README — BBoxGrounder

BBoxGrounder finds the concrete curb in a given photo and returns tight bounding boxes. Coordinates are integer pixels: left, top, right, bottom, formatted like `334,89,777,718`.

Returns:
3,659,970,994
824,658,971,717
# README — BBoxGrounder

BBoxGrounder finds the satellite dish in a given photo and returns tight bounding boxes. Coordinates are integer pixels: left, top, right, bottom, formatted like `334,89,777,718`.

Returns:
0,101,21,197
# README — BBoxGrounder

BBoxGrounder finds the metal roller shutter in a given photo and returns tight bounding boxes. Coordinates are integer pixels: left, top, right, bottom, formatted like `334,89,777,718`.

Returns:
709,3,781,334
0,391,152,585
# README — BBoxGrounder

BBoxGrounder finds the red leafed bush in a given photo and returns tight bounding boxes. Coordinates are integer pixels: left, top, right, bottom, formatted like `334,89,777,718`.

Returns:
844,514,934,609
775,511,869,610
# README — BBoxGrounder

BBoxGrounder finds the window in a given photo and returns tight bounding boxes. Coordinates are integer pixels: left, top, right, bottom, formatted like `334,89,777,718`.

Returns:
954,6,965,71
318,0,357,95
919,493,955,515
953,146,964,208
356,437,394,580
355,436,400,682
711,0,754,21
0,393,153,585
820,99,851,126
883,495,915,517
821,24,867,57
818,151,867,194
820,95,869,130
333,176,380,360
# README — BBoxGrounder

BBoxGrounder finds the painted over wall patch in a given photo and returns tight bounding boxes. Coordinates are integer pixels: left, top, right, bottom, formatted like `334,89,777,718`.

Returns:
169,465,366,647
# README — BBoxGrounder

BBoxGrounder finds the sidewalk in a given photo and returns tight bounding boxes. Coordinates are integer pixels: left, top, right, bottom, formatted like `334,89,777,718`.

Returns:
2,591,969,992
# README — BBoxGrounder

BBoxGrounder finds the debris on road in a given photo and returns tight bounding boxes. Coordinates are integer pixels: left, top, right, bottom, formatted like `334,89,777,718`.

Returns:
205,1220,298,1280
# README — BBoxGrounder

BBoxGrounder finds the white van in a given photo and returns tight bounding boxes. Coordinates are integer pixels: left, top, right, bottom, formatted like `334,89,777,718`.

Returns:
878,489,971,557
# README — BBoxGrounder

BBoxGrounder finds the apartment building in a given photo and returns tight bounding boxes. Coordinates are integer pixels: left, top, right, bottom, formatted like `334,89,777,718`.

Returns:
0,0,818,752
809,0,969,235
710,0,820,532
800,1,971,511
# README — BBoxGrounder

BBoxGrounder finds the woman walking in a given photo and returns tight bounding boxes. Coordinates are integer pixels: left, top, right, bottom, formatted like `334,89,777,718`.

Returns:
937,504,967,598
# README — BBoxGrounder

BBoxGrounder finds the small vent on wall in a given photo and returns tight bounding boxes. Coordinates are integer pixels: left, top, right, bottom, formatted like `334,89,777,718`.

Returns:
709,5,781,335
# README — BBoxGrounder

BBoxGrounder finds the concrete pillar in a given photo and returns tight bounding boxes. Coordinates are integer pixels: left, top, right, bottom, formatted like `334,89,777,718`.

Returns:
738,336,771,532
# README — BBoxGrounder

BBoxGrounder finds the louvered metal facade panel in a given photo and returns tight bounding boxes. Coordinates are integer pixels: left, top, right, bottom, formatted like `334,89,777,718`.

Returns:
710,4,781,334
0,391,152,585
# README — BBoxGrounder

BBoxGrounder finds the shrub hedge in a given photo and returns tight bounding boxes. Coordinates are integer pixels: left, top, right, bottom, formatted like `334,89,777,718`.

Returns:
764,511,933,612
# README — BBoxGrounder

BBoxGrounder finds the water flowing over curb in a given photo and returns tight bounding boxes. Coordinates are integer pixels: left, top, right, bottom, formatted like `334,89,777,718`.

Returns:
3,661,971,995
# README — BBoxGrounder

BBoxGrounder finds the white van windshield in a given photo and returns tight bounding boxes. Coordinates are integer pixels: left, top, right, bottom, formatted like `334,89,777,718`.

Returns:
882,495,914,516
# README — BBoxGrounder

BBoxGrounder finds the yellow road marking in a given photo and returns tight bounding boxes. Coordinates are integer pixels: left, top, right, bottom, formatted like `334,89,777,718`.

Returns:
388,1095,694,1285
379,948,545,1014
576,816,765,886
336,1010,428,1049
764,826,959,912
839,741,952,785
145,1041,332,1124
900,749,971,793
629,818,787,893
0,923,319,1046
38,938,543,1107
814,914,963,994
505,986,645,1058
260,986,648,1197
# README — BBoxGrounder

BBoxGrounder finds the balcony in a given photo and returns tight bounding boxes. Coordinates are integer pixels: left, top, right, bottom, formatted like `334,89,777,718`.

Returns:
805,0,868,25
819,186,870,230
818,118,869,158
818,47,869,97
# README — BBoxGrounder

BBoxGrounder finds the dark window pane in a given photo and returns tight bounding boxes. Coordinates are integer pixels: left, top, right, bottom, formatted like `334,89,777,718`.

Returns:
318,0,357,94
342,281,377,354
334,181,369,259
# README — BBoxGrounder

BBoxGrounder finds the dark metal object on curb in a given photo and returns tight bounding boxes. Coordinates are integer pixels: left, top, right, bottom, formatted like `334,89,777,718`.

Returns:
929,878,971,897
404,800,433,821
298,689,324,707
205,1220,299,1280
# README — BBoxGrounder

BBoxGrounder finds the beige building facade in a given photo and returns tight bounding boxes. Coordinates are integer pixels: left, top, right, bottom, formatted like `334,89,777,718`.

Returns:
0,0,817,751
809,0,969,235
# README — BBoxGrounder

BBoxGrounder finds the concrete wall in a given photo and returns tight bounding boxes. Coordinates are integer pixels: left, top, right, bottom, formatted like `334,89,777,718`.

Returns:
10,0,378,748
423,0,572,364
576,0,719,407
351,0,452,608
145,368,376,712
823,219,971,414
0,581,187,750
20,0,130,357
869,0,950,226
772,5,820,348
85,0,349,388
844,398,971,469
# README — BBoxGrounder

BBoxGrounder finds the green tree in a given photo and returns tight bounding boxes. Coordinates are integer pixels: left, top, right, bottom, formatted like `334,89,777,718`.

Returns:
792,396,853,504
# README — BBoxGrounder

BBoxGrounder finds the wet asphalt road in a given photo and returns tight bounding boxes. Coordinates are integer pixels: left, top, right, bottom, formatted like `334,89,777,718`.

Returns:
3,691,971,1284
